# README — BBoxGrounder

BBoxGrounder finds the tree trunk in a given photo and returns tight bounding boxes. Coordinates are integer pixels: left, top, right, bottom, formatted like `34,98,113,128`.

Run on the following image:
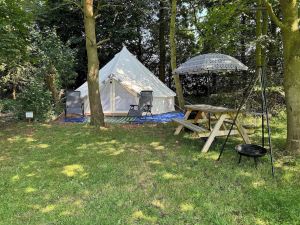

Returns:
261,9,268,68
137,26,143,61
12,84,16,100
44,66,60,107
280,0,300,154
268,21,278,79
158,0,166,82
255,0,263,70
83,0,105,127
45,74,59,106
240,14,246,65
264,0,300,154
169,0,184,109
282,31,300,154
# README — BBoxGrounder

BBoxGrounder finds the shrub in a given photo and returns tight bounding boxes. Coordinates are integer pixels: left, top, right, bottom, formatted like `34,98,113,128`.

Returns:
16,80,54,121
0,99,17,113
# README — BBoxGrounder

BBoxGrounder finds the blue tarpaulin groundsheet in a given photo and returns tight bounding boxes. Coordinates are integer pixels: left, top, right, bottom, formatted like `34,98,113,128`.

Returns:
133,112,184,124
64,111,184,124
64,117,87,123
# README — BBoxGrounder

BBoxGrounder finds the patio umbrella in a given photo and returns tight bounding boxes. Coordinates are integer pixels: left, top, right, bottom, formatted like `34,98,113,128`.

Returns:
174,53,248,75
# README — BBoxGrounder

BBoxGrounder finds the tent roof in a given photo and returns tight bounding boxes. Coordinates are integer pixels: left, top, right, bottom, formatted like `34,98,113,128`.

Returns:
77,46,176,97
174,53,248,75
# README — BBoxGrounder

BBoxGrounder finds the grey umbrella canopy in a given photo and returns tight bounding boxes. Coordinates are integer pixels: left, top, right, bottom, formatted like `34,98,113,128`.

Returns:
174,53,248,75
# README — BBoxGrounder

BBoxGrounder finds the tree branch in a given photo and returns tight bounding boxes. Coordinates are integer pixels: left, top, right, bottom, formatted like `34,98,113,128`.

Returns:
94,1,101,18
94,4,123,19
97,37,111,48
64,0,84,12
262,0,284,29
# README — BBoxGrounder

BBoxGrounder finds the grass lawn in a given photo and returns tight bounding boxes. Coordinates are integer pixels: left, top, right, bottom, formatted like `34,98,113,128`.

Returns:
0,118,299,225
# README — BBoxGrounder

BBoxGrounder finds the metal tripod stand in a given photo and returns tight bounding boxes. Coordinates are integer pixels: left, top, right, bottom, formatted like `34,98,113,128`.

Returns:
217,67,275,177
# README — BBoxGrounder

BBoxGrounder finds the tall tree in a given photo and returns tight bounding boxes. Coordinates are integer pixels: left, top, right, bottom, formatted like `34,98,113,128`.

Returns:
170,0,184,109
158,0,167,82
256,0,268,69
256,0,263,71
83,0,105,126
263,0,300,154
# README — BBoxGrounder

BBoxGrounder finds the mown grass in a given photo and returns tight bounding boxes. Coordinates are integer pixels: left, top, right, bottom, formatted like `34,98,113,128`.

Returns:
0,118,299,225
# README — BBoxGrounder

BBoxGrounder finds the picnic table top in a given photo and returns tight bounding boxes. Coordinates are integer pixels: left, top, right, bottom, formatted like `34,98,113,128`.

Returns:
184,104,237,113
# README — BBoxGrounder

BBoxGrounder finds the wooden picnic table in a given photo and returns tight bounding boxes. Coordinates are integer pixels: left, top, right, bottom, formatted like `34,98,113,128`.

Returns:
173,104,251,153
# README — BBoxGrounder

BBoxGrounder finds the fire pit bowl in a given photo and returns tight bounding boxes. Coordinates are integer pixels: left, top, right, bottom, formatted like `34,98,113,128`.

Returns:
235,144,267,166
235,144,267,157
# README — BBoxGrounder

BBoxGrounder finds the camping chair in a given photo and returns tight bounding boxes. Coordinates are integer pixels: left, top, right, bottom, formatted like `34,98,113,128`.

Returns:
128,91,153,117
65,91,84,118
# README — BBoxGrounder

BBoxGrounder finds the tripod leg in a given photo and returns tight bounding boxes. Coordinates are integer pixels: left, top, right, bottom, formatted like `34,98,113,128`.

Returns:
217,73,259,161
261,67,275,177
254,157,258,168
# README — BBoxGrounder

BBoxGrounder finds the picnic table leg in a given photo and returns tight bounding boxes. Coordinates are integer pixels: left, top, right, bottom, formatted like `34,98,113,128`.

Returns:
214,114,227,131
202,112,210,130
174,109,192,135
201,114,227,153
194,111,203,124
234,118,251,144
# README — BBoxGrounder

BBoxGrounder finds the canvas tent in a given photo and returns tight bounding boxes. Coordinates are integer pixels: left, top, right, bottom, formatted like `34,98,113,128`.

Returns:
76,46,176,115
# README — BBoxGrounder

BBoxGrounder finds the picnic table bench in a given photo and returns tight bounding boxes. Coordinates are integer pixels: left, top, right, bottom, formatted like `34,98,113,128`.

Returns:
173,104,251,153
172,118,208,133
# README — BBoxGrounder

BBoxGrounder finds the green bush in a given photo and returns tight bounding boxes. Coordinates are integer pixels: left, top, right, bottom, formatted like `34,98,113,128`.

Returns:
0,99,17,113
16,80,54,121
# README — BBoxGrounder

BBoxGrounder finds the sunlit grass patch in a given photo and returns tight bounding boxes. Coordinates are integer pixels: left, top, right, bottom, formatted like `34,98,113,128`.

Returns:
147,160,162,165
36,143,49,149
151,199,165,210
180,203,194,212
162,172,183,180
131,210,157,223
25,187,37,193
40,204,56,213
62,164,85,177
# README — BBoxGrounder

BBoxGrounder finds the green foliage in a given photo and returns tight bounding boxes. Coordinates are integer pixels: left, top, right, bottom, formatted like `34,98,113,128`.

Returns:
199,1,248,54
30,27,78,88
0,0,32,67
0,63,35,97
37,0,86,83
0,26,77,103
15,79,54,121
0,99,17,113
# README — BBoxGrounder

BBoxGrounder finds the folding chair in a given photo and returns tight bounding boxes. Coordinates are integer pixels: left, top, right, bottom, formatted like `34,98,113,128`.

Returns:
65,91,84,118
127,91,153,117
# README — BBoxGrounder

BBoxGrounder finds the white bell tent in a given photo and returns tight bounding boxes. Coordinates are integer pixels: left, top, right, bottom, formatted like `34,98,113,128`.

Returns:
76,46,176,115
